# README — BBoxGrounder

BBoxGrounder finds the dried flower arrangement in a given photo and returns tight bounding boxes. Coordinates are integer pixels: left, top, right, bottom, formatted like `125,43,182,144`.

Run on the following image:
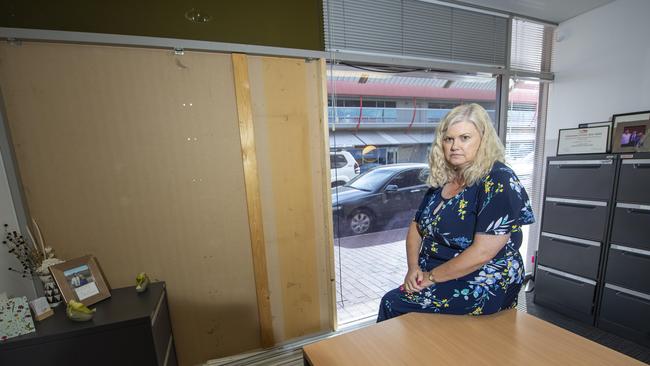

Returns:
3,223,63,278
3,224,44,277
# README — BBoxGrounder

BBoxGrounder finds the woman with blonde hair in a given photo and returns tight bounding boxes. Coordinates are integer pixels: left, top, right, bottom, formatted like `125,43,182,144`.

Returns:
377,103,534,321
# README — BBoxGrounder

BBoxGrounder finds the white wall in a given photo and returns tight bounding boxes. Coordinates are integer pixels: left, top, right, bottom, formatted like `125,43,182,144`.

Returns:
0,147,36,299
546,0,650,151
531,0,650,258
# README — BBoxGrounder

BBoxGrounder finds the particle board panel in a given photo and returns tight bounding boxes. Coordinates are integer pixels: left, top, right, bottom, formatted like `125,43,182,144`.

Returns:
0,42,260,365
247,55,332,340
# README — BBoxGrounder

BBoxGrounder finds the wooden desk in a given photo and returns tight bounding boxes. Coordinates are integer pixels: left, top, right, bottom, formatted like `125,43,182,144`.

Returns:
303,310,646,365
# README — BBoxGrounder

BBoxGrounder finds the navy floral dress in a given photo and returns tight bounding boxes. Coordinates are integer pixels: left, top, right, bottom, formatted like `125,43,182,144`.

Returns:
377,161,535,322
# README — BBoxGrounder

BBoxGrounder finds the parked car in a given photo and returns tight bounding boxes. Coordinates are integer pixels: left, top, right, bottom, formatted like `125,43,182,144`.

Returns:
330,151,360,187
332,163,429,236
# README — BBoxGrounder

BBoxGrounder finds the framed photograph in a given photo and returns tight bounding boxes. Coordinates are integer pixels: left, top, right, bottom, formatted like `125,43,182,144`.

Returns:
557,125,610,155
578,121,613,152
612,110,650,129
612,120,650,153
49,255,111,306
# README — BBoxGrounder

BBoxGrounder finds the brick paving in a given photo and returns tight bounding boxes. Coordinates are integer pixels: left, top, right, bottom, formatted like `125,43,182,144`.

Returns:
334,228,409,324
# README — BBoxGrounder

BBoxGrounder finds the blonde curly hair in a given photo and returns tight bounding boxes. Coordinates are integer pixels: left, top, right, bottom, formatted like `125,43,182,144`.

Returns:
427,103,505,188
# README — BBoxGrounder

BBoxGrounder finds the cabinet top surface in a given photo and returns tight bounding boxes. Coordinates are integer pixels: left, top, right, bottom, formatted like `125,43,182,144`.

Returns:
1,282,165,347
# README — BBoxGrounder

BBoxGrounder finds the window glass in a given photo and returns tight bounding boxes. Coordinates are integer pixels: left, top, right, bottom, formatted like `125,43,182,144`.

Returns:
506,79,542,272
328,64,497,325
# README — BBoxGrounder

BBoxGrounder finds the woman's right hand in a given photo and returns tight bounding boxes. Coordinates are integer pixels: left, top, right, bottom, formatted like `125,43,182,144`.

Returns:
403,267,424,293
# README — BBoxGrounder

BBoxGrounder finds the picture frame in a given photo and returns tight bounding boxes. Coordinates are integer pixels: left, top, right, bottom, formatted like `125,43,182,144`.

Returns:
611,120,650,153
612,110,650,129
557,125,610,155
578,121,613,152
49,255,111,306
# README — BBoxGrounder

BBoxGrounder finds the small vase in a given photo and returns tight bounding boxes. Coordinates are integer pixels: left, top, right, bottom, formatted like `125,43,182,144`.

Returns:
38,273,62,308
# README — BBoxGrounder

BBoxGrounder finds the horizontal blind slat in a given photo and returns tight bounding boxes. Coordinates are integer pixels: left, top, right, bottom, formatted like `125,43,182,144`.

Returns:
323,0,507,67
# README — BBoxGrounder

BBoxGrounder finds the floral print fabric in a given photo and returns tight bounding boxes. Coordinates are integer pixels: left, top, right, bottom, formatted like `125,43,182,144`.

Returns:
377,161,535,322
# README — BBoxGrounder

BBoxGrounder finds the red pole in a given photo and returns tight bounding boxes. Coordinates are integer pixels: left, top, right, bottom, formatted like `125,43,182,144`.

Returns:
356,95,363,132
407,97,417,130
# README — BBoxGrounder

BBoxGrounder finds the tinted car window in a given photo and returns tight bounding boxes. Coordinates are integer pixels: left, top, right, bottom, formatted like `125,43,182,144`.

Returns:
387,169,423,188
330,154,347,169
347,168,395,191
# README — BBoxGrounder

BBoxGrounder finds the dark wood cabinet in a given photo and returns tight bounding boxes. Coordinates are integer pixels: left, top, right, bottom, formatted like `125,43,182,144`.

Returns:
0,282,177,366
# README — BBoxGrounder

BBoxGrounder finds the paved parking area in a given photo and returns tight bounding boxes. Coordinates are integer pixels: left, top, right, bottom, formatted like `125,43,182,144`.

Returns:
334,228,409,324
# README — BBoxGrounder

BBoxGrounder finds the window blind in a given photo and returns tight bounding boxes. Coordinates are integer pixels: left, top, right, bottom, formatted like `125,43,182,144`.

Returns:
323,0,509,67
510,18,555,73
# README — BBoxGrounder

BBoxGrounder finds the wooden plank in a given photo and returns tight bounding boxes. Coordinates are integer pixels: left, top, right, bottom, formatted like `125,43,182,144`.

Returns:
316,59,337,331
231,53,275,347
304,310,647,366
250,56,323,339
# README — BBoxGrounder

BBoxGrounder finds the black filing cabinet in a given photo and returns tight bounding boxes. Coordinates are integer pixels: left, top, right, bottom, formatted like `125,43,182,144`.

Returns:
0,282,177,366
599,154,650,348
535,154,617,324
535,153,650,348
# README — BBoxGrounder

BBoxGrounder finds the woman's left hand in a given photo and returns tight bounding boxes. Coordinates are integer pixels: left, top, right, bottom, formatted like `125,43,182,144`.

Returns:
405,271,435,293
402,267,423,293
411,271,434,292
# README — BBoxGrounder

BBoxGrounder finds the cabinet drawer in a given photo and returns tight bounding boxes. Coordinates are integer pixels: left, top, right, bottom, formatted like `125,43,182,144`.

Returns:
534,266,596,324
617,159,650,205
599,285,650,348
542,198,609,241
151,290,173,366
611,204,650,251
605,245,650,295
546,159,616,200
537,232,600,279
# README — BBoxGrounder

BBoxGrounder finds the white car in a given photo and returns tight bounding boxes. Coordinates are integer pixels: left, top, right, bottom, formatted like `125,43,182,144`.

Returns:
330,151,360,187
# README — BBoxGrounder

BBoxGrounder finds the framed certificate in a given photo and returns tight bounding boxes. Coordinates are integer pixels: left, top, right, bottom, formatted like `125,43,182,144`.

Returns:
578,121,613,152
557,126,610,155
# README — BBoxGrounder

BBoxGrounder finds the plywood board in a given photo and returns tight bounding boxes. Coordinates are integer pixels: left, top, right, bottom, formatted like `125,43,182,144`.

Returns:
0,42,261,365
248,55,333,340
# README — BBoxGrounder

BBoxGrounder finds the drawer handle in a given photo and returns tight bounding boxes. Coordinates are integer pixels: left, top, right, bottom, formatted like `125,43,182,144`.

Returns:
548,238,592,248
546,271,587,286
615,291,650,306
558,165,602,169
618,251,650,259
554,202,597,209
627,208,650,215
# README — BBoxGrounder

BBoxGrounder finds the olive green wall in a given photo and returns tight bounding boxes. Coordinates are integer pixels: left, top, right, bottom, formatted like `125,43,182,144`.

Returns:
0,0,324,51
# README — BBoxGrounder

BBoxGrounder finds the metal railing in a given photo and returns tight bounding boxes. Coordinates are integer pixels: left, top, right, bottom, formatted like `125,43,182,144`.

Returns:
327,107,516,125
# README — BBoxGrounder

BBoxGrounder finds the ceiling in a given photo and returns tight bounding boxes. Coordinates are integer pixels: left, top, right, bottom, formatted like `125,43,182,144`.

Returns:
453,0,615,24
